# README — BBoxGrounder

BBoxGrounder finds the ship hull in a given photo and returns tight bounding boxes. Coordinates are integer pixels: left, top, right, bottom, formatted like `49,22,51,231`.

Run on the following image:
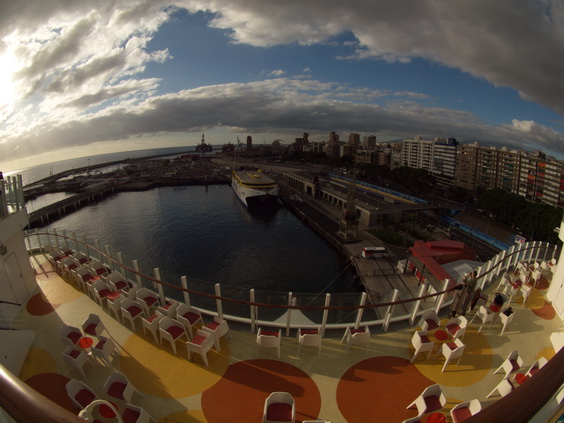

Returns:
231,170,279,207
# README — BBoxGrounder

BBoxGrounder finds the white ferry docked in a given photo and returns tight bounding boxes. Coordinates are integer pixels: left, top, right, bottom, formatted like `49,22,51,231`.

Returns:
231,169,279,207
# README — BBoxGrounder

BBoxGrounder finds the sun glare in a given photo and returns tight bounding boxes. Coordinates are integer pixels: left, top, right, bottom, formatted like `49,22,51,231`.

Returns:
0,51,18,106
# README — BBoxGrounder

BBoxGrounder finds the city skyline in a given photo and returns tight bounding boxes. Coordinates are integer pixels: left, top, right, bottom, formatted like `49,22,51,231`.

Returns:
1,1,564,172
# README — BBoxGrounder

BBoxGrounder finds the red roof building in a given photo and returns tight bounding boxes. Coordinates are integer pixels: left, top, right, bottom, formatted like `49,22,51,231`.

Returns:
407,239,479,289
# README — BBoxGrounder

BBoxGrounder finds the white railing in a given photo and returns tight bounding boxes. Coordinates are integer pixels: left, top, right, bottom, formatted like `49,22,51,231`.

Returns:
24,229,558,334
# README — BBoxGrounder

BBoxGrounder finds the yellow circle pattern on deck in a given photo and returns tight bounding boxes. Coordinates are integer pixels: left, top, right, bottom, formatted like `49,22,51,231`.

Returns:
120,332,230,398
19,349,58,381
411,327,492,387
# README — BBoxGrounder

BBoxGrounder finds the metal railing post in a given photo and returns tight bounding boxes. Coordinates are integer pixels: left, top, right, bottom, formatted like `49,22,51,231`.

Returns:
215,283,223,319
105,245,114,271
83,234,89,258
154,268,165,305
434,279,450,313
181,276,190,306
132,260,142,288
250,289,256,332
354,292,367,329
320,293,330,336
382,289,399,331
286,293,294,336
409,284,426,325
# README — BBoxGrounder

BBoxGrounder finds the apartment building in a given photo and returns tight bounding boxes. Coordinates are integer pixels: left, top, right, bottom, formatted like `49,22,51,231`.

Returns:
400,136,457,186
454,143,564,209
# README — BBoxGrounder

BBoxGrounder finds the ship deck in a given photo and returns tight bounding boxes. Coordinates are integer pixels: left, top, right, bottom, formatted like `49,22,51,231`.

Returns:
235,170,276,186
9,253,564,423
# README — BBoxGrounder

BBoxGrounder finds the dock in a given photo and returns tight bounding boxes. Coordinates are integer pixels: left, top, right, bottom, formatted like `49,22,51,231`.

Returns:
281,193,424,310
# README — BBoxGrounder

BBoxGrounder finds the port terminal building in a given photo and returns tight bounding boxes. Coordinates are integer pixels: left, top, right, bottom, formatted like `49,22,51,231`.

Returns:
282,171,440,227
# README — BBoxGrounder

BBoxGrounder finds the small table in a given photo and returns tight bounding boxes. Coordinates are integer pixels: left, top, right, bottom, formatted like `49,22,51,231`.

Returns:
432,330,449,358
433,330,448,342
425,412,447,423
515,372,529,385
78,337,94,349
490,304,501,313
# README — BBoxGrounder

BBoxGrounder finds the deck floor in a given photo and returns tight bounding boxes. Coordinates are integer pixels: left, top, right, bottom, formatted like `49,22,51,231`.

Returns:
15,254,563,422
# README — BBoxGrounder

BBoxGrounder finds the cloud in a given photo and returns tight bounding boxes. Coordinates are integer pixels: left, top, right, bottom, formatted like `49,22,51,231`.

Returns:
187,0,564,116
1,0,564,164
268,69,286,77
2,78,564,162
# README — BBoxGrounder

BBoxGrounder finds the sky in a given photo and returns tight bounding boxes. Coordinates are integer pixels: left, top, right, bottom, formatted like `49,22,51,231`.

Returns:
1,0,564,172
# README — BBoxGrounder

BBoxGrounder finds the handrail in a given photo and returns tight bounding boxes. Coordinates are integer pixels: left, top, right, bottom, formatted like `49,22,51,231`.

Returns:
32,231,458,310
30,231,557,312
0,364,85,423
465,347,564,423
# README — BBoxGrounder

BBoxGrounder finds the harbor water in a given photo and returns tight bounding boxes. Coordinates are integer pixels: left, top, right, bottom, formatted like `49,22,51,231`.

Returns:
40,183,357,295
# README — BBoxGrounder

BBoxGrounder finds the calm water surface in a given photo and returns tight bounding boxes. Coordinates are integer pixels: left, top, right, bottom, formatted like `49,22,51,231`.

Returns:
44,184,357,294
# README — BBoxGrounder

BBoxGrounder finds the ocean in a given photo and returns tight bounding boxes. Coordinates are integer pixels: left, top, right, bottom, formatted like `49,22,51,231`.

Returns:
27,147,358,295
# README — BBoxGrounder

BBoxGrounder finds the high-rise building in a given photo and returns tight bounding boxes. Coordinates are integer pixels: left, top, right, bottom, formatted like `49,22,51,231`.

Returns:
454,144,564,209
401,136,457,186
246,136,252,149
363,135,377,149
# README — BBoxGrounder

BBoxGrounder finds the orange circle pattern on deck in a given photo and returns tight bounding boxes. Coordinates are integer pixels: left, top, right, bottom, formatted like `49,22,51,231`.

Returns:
201,359,321,423
337,356,435,423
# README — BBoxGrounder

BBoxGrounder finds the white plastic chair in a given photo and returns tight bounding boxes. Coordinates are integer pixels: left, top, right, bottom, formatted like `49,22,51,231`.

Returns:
176,303,203,340
62,346,93,378
341,326,371,354
88,260,109,276
121,403,153,423
263,392,295,423
82,313,105,338
202,316,232,351
256,328,282,359
410,330,434,363
296,328,322,357
494,350,523,379
108,295,124,321
71,251,88,264
440,338,465,372
487,378,515,398
106,272,131,292
136,287,160,316
142,311,165,343
103,370,141,403
406,384,446,417
498,310,515,335
469,305,494,332
186,330,215,366
92,335,118,367
530,269,542,287
59,256,80,278
519,284,532,306
60,324,83,348
158,316,187,354
525,357,548,377
419,309,440,332
120,298,145,330
65,379,97,410
91,280,112,310
157,299,180,318
445,316,467,340
72,266,95,292
450,399,482,423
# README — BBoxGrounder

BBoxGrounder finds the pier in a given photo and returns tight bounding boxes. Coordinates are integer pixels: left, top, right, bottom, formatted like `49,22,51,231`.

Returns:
27,184,117,227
